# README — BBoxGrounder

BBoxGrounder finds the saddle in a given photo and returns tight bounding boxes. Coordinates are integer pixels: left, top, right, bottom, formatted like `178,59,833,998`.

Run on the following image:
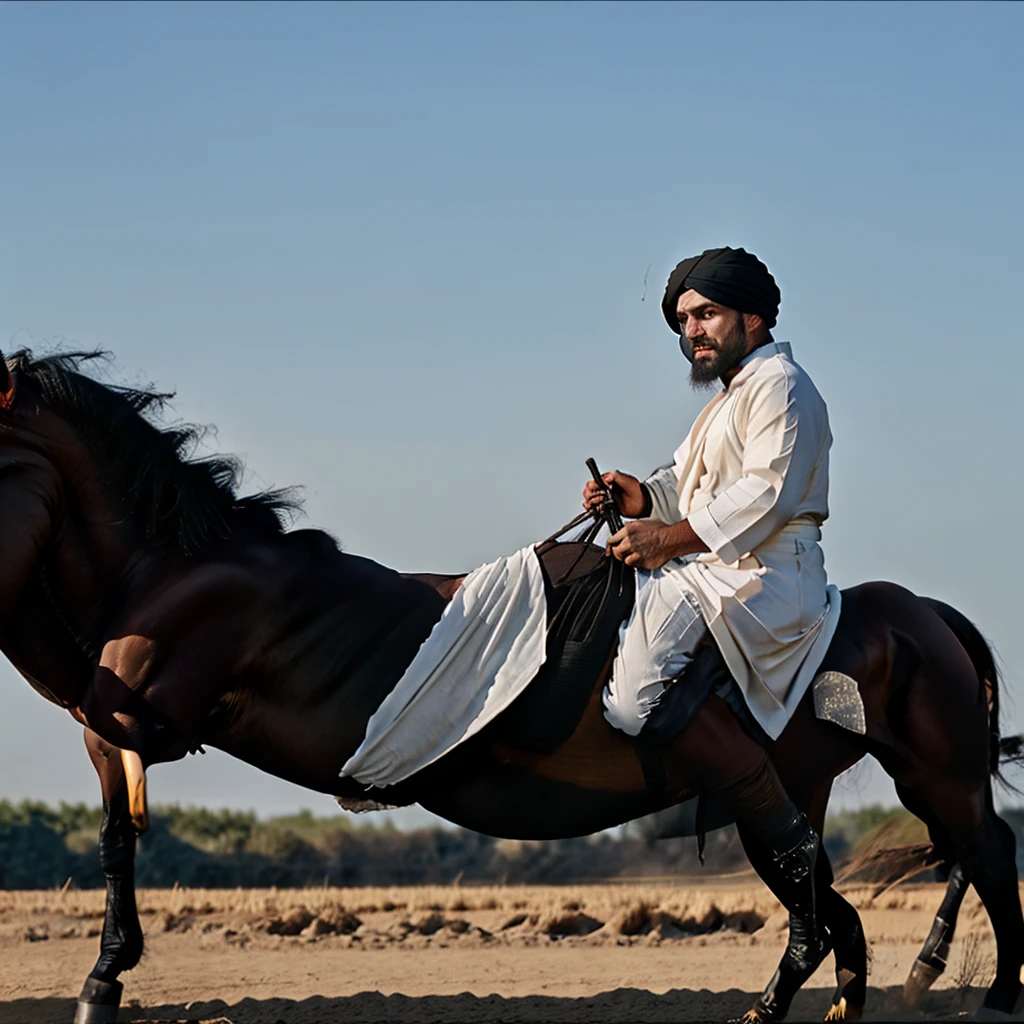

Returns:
489,497,768,756
492,538,635,752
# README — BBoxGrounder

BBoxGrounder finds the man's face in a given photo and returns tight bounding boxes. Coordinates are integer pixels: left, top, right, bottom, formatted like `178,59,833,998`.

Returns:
676,290,750,387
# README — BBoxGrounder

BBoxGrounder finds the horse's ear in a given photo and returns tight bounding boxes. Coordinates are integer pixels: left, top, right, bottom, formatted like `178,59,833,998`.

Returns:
0,351,11,406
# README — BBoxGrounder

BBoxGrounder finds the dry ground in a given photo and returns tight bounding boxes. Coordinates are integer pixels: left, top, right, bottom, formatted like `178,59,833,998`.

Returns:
0,879,1014,1023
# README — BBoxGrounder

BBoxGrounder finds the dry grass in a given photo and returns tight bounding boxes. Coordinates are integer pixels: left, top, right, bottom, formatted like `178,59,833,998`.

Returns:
1,880,1013,953
0,883,785,947
953,932,996,995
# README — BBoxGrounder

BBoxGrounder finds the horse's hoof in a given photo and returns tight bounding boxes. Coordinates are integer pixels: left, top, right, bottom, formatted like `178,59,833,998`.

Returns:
74,977,122,1024
823,996,864,1021
903,957,943,1008
73,1001,119,1024
827,967,864,1021
731,1003,780,1024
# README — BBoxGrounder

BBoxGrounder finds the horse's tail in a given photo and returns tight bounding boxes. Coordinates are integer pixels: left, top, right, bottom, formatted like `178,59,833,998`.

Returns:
922,597,1019,783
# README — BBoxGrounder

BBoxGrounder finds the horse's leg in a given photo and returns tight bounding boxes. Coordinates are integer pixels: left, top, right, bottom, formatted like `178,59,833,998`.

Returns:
75,728,144,1024
893,781,967,1006
903,862,968,1007
951,800,1023,1017
866,592,1024,1016
822,883,867,1022
880,744,1022,1015
893,787,1023,1017
802,786,868,1024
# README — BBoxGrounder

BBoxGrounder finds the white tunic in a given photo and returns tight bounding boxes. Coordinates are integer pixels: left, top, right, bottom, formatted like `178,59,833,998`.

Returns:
643,340,841,740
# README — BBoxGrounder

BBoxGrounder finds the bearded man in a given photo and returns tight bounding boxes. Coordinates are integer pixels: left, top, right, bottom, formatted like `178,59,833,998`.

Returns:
583,247,840,994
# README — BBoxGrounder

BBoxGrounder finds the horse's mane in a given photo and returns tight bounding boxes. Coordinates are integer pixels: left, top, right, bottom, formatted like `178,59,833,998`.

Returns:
5,349,300,555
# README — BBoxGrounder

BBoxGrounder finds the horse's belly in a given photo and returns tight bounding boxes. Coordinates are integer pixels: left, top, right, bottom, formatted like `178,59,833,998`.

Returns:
490,688,647,792
414,689,693,840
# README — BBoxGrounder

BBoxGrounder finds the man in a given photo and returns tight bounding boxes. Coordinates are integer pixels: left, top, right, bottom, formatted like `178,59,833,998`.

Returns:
583,247,840,995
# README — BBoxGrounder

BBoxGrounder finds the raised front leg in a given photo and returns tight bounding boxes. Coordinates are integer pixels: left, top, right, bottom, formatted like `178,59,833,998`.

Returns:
75,728,144,1024
80,562,261,765
81,635,196,765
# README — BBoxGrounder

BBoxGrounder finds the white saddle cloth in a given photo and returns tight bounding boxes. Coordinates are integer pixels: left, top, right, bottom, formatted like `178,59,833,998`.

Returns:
340,545,547,788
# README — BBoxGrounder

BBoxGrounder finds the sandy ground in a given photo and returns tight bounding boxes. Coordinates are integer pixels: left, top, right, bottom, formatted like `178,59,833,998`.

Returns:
0,879,1014,1023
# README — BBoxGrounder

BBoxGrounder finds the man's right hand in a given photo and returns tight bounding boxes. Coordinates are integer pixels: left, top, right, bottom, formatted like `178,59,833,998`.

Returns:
582,471,647,519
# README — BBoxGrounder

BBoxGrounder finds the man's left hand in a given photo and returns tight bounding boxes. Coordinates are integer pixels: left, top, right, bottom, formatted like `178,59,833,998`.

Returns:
606,520,675,570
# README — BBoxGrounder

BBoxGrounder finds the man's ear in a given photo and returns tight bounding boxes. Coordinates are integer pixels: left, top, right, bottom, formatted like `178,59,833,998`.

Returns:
743,313,770,345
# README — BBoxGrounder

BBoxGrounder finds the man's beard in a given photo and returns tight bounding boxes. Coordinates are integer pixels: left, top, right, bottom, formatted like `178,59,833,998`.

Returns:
685,321,749,389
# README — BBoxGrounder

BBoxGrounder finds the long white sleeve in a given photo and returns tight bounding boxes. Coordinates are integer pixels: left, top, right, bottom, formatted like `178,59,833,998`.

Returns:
643,463,683,523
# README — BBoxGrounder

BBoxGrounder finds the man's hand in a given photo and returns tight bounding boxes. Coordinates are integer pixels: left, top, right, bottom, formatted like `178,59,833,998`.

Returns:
606,520,674,569
582,470,646,518
606,518,710,569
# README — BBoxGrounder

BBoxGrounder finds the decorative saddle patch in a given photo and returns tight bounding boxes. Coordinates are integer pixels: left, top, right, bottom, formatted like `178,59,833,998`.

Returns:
811,670,866,735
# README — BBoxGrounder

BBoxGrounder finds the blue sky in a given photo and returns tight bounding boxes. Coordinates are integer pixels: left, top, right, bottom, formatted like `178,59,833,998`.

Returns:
2,1,1023,824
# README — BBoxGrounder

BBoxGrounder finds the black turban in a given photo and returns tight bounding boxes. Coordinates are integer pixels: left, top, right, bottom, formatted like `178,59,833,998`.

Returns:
662,247,780,332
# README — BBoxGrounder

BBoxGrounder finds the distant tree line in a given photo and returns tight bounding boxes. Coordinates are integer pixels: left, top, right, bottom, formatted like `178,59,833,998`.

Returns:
2,800,1022,890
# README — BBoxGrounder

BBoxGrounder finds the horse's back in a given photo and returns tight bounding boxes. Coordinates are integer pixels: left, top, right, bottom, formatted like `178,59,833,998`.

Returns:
822,581,978,682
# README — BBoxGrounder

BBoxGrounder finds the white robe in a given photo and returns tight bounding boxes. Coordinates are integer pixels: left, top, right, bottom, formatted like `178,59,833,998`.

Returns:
644,340,840,740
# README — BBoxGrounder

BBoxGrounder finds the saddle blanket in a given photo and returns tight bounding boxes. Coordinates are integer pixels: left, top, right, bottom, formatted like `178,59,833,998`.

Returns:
340,545,548,788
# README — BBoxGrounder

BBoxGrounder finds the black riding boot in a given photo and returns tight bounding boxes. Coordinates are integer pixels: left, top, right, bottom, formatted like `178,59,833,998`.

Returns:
770,814,829,966
743,811,832,1022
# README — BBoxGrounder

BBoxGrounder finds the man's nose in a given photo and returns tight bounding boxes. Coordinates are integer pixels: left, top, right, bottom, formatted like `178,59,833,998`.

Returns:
684,319,705,340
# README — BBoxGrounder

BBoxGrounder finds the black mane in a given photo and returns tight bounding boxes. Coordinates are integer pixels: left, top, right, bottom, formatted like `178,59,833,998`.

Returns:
6,350,299,555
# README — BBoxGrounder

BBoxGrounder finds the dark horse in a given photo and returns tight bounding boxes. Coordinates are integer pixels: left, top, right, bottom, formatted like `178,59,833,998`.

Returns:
0,350,1020,1024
